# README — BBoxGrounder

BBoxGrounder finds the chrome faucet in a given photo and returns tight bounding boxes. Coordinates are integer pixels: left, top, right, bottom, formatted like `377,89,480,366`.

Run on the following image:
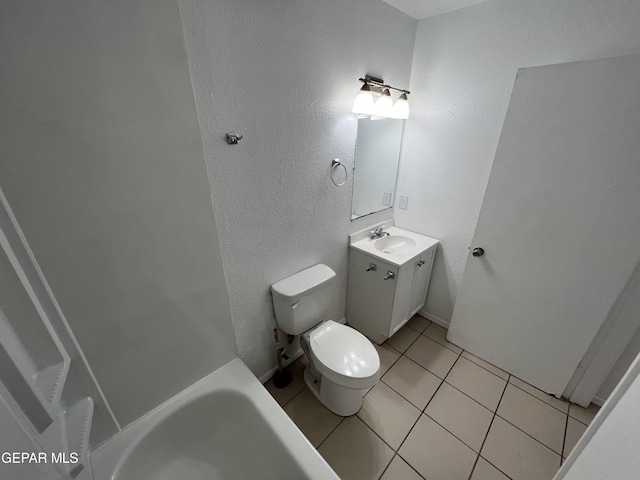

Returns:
369,226,390,239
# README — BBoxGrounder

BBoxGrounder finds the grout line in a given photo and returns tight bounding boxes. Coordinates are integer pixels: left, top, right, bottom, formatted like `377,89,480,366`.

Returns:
387,349,464,464
404,317,431,334
280,381,306,408
459,351,510,380
481,457,514,480
395,452,427,480
393,353,450,455
377,453,396,479
444,349,464,377
468,374,511,480
385,328,422,355
561,410,570,460
508,378,570,415
424,413,485,454
441,379,498,413
567,407,596,427
315,416,345,450
354,412,403,454
421,325,464,354
492,411,564,457
455,354,507,383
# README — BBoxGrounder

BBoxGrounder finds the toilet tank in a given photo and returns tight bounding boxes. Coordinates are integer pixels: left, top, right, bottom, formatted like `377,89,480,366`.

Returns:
271,264,336,335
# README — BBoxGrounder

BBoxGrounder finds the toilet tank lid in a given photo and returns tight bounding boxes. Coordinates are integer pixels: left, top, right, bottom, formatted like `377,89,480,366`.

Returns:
271,264,336,302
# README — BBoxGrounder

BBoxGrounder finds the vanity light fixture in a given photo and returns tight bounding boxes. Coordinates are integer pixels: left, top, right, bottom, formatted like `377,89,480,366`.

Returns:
373,88,393,118
352,83,375,116
392,93,410,120
352,75,410,119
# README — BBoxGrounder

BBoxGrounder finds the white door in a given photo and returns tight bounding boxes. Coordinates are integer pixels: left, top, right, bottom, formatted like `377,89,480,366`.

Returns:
447,54,640,395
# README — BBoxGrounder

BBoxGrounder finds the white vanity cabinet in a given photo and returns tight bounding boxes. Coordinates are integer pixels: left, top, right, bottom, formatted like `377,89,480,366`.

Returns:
346,225,438,345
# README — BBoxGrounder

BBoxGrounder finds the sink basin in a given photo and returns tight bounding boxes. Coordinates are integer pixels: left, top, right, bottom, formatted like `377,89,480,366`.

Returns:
350,225,439,267
374,235,417,254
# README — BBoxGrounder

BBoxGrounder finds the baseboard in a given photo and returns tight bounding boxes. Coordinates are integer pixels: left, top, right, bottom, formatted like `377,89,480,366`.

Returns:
592,395,606,407
418,310,450,329
258,317,346,384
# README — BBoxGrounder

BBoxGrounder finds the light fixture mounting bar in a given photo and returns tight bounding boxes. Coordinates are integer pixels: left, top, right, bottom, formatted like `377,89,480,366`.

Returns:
360,75,410,95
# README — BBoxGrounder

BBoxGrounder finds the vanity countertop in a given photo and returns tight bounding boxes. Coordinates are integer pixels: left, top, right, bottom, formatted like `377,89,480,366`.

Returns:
350,225,439,267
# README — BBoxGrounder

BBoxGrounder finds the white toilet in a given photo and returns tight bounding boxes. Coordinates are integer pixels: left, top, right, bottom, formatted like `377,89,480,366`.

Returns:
271,264,380,416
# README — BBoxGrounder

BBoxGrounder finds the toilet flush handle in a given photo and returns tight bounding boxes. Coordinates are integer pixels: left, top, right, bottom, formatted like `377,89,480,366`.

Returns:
291,301,300,309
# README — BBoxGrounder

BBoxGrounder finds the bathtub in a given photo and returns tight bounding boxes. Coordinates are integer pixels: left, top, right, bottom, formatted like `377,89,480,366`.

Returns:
90,358,339,480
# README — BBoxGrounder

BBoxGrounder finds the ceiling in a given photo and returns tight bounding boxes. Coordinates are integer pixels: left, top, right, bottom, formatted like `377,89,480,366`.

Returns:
382,0,489,19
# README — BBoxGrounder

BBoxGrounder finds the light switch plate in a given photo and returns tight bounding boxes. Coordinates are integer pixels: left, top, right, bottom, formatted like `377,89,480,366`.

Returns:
382,192,392,206
399,195,409,210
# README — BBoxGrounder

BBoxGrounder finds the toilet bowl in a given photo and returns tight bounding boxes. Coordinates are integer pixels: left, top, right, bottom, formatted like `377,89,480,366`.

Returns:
271,264,380,416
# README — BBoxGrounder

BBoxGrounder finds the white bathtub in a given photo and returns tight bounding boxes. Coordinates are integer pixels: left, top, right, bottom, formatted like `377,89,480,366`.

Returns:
90,358,339,480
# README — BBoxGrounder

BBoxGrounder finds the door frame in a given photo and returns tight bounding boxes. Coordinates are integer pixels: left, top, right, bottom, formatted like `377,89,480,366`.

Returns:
564,260,640,406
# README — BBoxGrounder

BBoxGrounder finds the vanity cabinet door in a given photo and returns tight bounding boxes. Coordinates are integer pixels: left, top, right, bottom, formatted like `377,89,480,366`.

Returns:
409,247,436,317
388,260,417,337
346,249,397,344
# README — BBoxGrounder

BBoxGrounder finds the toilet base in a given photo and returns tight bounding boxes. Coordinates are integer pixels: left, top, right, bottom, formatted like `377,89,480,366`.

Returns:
303,367,365,416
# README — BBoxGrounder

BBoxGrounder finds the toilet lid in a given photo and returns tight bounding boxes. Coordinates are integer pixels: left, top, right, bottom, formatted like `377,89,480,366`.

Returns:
309,321,379,379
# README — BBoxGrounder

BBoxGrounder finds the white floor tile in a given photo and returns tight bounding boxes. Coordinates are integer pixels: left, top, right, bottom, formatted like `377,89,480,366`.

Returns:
283,388,342,447
471,457,510,480
382,355,442,410
372,342,402,376
509,376,568,413
569,402,600,426
386,325,421,353
426,382,493,452
318,416,394,480
497,384,566,454
357,382,421,449
405,335,459,378
563,417,587,458
423,323,462,354
446,357,507,411
380,455,423,480
405,315,431,333
399,415,477,480
461,351,509,380
482,416,560,480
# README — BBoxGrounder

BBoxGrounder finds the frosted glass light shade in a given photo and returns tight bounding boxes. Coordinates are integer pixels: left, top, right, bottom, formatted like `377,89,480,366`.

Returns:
352,84,375,115
373,88,393,117
392,93,410,119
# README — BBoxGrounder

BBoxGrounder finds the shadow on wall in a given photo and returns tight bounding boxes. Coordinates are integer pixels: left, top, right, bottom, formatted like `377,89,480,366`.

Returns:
424,245,456,324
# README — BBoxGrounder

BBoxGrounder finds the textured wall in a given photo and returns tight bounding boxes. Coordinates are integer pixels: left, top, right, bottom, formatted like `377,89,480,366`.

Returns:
0,0,236,426
395,0,640,324
179,0,416,378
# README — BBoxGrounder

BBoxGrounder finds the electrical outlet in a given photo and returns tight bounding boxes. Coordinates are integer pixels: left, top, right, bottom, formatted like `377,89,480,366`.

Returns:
382,192,392,206
399,195,409,210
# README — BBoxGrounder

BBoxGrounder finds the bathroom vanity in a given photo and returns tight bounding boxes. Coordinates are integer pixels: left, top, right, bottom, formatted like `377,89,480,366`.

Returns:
347,223,439,345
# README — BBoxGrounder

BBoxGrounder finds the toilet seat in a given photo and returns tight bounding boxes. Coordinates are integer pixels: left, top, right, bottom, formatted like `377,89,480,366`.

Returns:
308,320,380,389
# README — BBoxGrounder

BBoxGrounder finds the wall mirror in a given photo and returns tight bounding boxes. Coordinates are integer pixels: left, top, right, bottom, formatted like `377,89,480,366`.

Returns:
351,117,404,219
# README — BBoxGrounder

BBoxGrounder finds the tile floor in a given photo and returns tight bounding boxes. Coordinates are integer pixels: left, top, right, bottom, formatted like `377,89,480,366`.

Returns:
264,316,600,480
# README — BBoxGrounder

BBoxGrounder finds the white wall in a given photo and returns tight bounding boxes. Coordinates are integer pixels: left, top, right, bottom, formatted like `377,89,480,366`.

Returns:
396,0,640,324
179,0,416,378
558,353,640,479
0,0,236,426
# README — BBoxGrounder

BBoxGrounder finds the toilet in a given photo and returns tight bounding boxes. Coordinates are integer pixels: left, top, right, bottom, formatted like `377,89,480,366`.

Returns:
271,264,380,416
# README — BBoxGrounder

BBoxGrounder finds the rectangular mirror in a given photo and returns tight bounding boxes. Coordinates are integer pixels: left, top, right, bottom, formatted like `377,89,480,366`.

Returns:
351,117,404,220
